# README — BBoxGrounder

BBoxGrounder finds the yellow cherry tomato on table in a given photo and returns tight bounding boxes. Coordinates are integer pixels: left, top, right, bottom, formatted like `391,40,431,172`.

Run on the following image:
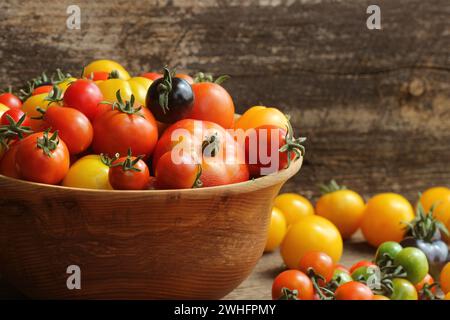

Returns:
273,193,314,226
361,193,415,247
62,155,112,190
83,59,130,80
281,215,343,268
264,207,287,252
234,106,289,131
315,180,366,239
440,263,450,294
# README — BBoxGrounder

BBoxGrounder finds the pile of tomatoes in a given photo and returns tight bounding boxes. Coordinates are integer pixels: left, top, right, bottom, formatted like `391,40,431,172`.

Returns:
0,60,305,190
267,184,450,300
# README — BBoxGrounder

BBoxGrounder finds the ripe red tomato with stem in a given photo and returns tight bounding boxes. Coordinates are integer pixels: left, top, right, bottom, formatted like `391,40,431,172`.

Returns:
188,81,235,129
63,79,104,121
15,130,70,184
298,251,335,286
36,106,93,155
245,122,305,177
272,270,314,300
334,281,374,300
92,91,158,159
108,149,150,190
0,140,21,178
0,91,22,109
155,151,202,190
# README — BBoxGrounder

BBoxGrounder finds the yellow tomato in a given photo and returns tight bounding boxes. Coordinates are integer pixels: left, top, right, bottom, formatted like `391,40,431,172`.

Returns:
273,193,314,226
281,215,343,268
441,263,450,294
361,193,414,247
420,186,450,212
445,292,450,300
128,77,153,107
234,106,289,131
57,77,77,92
83,59,130,80
0,103,9,117
316,188,366,239
21,93,60,131
97,79,133,104
264,207,287,252
62,155,112,190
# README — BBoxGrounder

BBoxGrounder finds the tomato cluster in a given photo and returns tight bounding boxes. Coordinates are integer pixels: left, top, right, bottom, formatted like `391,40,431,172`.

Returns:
0,60,306,190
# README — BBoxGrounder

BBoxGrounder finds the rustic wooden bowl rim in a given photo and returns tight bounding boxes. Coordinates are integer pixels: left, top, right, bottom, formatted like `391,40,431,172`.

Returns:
0,157,302,195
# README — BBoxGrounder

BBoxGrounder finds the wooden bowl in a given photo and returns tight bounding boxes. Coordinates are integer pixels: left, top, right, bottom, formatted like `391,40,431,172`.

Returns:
0,158,302,299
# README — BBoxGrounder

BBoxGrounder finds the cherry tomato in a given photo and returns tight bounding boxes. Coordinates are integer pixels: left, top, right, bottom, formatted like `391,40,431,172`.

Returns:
15,131,70,184
361,193,415,247
281,215,343,268
0,92,22,109
332,268,353,286
109,152,150,190
390,278,418,300
92,95,158,159
21,92,61,131
372,295,390,300
440,263,450,294
41,106,93,155
415,274,434,294
334,264,349,273
272,270,314,300
235,106,289,132
63,79,104,121
298,251,334,284
351,265,379,282
316,182,366,239
128,77,153,107
83,59,130,80
375,241,403,264
445,292,450,300
420,186,450,213
0,140,21,178
0,109,30,127
32,85,53,96
334,281,373,300
62,155,112,190
154,151,201,189
349,260,376,274
273,193,314,226
188,82,235,129
264,207,287,252
394,247,429,284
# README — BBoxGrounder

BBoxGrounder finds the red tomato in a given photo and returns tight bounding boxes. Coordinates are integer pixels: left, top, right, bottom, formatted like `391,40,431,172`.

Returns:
298,251,335,285
109,153,150,190
272,270,314,300
141,72,162,81
92,99,158,159
0,140,21,178
1,109,30,127
154,151,201,189
334,281,374,300
201,158,249,187
245,125,302,177
32,85,53,96
63,79,104,121
349,260,376,274
0,92,22,109
188,82,235,129
40,106,93,155
15,131,70,184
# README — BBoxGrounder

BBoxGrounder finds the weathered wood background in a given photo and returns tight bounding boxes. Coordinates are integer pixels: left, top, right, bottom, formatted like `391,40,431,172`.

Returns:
0,0,449,200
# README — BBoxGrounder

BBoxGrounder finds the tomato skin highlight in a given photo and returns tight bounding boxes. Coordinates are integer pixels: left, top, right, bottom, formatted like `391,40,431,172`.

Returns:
42,106,93,155
188,82,235,129
272,270,314,300
0,92,22,109
109,156,150,190
334,281,374,300
15,132,70,184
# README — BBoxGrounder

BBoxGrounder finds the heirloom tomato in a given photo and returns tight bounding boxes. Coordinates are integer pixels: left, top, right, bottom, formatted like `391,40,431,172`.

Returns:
154,151,202,189
62,155,112,190
109,150,150,190
273,193,314,226
83,59,130,80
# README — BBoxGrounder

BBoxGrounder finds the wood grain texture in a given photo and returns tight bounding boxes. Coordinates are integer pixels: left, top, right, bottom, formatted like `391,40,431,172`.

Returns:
0,159,301,299
0,0,449,201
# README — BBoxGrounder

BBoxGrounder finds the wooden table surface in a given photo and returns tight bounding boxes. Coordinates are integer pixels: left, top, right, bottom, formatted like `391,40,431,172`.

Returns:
0,232,373,300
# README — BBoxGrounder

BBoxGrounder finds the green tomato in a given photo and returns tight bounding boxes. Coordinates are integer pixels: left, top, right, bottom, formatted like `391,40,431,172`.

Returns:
332,269,353,285
390,278,418,300
394,247,429,284
351,265,379,282
375,241,403,263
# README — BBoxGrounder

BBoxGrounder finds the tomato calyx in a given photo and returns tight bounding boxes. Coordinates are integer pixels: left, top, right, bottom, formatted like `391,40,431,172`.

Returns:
106,90,143,116
107,70,120,79
193,72,230,85
0,113,33,146
109,149,144,172
19,69,72,101
37,130,60,157
44,85,64,105
418,282,441,300
278,287,299,300
100,153,120,167
319,179,347,195
405,198,449,242
156,66,175,115
279,119,306,168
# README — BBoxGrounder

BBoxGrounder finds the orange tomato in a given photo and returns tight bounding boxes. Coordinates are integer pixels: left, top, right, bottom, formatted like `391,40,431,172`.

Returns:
273,193,314,226
235,106,289,131
264,207,287,252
